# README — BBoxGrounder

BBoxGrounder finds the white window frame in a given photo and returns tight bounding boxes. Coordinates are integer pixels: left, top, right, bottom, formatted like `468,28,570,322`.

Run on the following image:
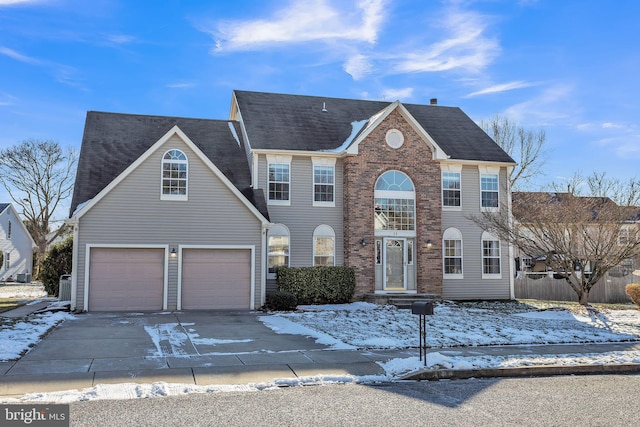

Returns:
161,149,188,201
618,227,631,246
267,155,292,206
441,164,462,210
312,157,336,207
4,251,10,270
481,231,502,279
443,228,463,279
313,224,335,266
374,170,416,234
267,224,290,277
479,166,500,211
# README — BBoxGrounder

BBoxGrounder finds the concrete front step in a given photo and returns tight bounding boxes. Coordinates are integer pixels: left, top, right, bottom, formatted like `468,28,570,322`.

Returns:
364,293,440,309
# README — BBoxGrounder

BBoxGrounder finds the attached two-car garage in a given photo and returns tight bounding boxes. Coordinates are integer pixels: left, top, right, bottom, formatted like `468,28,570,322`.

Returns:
180,248,252,310
86,247,253,311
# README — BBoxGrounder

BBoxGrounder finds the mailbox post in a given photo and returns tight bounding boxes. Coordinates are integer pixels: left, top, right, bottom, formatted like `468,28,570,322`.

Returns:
411,301,434,366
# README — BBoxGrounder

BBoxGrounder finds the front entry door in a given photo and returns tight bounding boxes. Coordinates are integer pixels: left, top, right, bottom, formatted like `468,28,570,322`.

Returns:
383,238,406,290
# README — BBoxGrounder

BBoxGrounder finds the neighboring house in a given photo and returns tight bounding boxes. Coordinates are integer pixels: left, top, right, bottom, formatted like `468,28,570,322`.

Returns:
511,192,640,275
0,203,36,282
68,90,516,312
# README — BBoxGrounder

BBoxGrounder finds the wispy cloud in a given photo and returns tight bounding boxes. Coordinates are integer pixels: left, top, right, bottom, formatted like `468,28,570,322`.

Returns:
343,54,373,80
166,82,196,89
466,80,533,97
381,87,413,101
0,46,42,64
0,0,44,5
105,34,137,45
0,92,18,106
503,84,574,124
0,45,85,90
208,0,385,52
391,8,499,74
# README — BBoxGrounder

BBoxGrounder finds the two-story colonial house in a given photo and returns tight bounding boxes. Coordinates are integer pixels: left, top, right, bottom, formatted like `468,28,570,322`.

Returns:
68,90,515,312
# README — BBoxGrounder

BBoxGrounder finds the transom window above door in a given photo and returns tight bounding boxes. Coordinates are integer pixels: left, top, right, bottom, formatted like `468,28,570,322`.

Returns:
374,170,415,232
161,149,188,200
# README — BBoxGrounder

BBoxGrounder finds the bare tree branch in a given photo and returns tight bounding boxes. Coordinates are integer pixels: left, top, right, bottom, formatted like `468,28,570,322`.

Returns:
0,139,77,278
480,115,546,190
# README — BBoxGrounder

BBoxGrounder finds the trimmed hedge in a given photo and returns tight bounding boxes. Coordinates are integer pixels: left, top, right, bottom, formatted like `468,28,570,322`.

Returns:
625,283,640,308
276,266,356,305
40,237,73,297
265,290,298,311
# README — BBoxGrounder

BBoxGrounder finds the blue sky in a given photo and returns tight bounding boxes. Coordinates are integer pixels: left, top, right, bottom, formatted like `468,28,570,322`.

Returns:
1,0,639,211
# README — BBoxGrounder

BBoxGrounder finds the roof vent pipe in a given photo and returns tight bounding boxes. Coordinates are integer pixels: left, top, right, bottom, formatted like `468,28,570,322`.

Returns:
430,98,438,105
322,102,328,112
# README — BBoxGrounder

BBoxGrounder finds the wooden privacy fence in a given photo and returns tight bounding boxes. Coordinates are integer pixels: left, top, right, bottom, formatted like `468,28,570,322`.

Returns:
514,272,636,304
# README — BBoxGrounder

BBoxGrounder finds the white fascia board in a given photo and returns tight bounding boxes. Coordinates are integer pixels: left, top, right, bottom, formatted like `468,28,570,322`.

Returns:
439,158,518,168
71,125,270,226
344,101,450,160
251,148,342,158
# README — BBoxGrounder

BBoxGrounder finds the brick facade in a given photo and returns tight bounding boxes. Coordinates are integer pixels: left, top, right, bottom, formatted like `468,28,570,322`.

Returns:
343,109,443,298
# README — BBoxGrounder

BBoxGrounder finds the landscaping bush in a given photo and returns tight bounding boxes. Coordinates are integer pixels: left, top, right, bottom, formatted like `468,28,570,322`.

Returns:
625,283,640,308
40,237,73,297
265,290,298,311
276,266,356,305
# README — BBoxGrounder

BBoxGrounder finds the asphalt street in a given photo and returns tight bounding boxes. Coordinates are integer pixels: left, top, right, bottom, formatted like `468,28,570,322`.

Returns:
68,374,640,426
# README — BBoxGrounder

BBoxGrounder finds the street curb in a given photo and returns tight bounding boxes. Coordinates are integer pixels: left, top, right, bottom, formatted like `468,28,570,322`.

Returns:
401,363,640,381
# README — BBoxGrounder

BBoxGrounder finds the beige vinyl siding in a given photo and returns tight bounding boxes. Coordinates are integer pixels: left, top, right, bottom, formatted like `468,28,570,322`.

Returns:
441,165,511,300
259,154,344,268
75,135,264,311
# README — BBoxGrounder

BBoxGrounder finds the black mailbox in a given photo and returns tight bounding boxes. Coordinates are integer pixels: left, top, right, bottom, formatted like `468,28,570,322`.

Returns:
411,301,434,315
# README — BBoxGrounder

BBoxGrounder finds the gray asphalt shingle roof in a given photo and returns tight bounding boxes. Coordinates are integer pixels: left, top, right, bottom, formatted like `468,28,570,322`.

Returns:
71,91,514,219
233,90,515,163
0,203,9,214
70,112,268,219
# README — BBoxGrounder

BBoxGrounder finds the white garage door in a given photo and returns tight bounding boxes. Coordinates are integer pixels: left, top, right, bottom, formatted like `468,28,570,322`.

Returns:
181,249,251,310
89,248,164,311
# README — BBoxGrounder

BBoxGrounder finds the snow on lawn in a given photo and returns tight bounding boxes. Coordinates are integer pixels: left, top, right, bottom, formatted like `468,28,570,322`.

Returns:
263,301,640,349
0,311,75,361
0,283,48,299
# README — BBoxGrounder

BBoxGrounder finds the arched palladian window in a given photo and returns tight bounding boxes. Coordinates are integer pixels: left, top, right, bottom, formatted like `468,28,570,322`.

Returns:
313,225,335,266
374,171,415,231
443,228,463,278
161,149,188,199
268,224,290,275
481,231,501,278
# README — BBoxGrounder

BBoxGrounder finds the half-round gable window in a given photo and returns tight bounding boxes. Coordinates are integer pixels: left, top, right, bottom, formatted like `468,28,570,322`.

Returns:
374,171,415,231
161,149,188,199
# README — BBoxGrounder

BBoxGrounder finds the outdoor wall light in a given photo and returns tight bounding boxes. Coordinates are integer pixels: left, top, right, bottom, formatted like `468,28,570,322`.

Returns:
360,238,367,247
170,248,177,258
426,240,433,249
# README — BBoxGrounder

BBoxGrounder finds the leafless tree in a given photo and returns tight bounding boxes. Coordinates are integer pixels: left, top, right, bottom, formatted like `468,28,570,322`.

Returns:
551,171,640,206
480,115,546,190
474,191,640,305
0,139,77,277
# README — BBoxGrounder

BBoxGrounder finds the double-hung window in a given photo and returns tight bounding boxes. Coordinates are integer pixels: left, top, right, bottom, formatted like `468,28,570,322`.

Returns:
480,168,499,210
267,155,292,205
312,157,336,206
442,171,461,208
482,231,501,278
267,224,290,275
443,228,463,278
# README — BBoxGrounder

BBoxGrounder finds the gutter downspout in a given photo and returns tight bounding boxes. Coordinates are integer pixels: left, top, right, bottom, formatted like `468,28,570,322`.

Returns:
507,168,515,300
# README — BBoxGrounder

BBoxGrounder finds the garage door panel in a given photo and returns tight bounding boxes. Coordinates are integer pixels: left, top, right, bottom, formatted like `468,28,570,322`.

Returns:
181,249,251,310
89,248,164,311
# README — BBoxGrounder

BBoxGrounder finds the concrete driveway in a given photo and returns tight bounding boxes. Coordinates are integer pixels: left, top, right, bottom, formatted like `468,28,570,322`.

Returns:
0,311,390,396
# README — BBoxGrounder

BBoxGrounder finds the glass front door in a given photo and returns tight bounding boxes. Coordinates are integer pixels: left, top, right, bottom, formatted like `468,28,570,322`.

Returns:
384,238,406,290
